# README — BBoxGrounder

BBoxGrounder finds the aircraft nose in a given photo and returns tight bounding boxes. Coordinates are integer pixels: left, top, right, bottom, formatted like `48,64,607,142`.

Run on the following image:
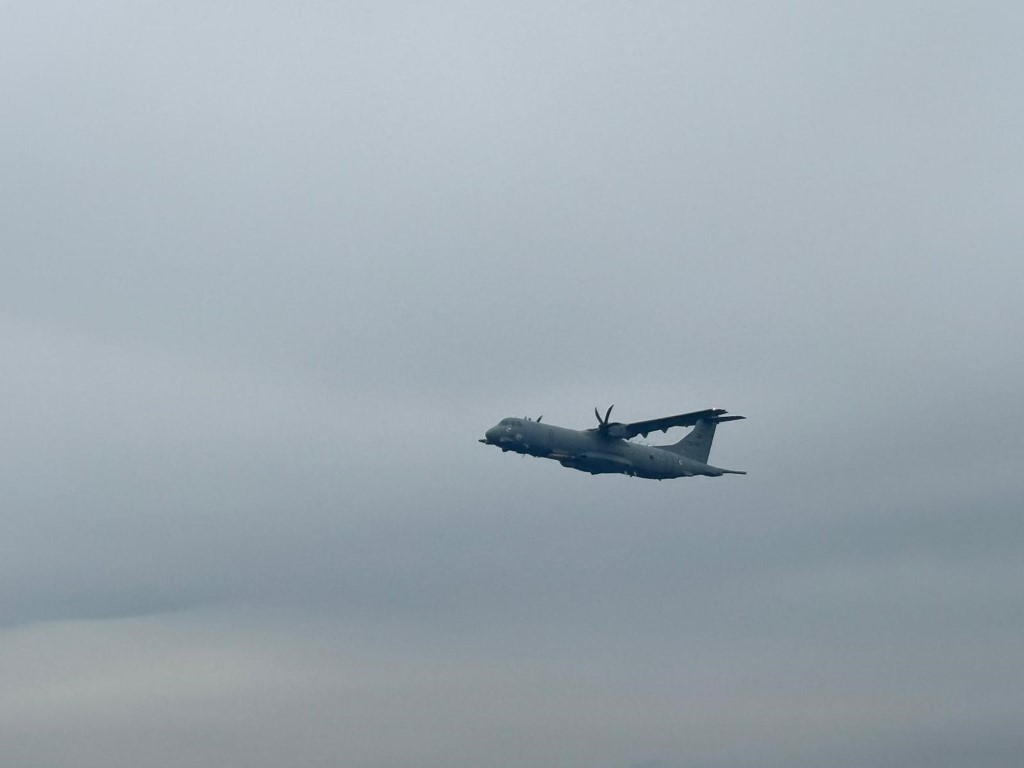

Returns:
483,426,500,444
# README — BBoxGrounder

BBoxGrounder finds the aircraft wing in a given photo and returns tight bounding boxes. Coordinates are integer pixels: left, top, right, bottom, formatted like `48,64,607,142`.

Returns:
622,408,742,439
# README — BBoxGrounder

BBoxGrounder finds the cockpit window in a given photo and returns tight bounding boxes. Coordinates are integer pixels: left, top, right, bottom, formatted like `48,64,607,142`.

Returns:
499,418,515,426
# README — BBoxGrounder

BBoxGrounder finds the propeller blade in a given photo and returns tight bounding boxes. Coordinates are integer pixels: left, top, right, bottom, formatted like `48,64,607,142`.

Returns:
594,405,615,430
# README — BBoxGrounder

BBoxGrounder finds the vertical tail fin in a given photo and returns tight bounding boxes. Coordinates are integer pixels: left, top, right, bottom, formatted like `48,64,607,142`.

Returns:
664,418,717,463
662,415,744,463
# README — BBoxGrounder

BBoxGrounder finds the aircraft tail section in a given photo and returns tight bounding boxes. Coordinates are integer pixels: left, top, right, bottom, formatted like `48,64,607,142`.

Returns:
661,414,744,464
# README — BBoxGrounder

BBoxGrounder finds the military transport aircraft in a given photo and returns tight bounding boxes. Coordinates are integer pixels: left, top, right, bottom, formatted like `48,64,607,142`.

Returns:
480,406,745,479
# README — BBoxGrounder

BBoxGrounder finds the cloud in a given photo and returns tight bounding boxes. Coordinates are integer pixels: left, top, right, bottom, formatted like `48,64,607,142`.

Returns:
2,1,1023,765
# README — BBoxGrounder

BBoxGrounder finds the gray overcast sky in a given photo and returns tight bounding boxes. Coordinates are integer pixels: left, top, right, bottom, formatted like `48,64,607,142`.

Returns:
3,1,1023,766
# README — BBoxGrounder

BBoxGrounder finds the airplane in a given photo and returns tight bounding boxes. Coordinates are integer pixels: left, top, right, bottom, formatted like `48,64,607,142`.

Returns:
479,406,745,480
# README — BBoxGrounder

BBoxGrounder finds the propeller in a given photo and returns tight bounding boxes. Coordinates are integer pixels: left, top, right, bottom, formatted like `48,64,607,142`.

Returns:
594,405,626,437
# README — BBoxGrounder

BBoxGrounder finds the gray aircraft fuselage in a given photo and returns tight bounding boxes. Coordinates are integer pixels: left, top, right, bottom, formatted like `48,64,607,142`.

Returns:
479,417,744,479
